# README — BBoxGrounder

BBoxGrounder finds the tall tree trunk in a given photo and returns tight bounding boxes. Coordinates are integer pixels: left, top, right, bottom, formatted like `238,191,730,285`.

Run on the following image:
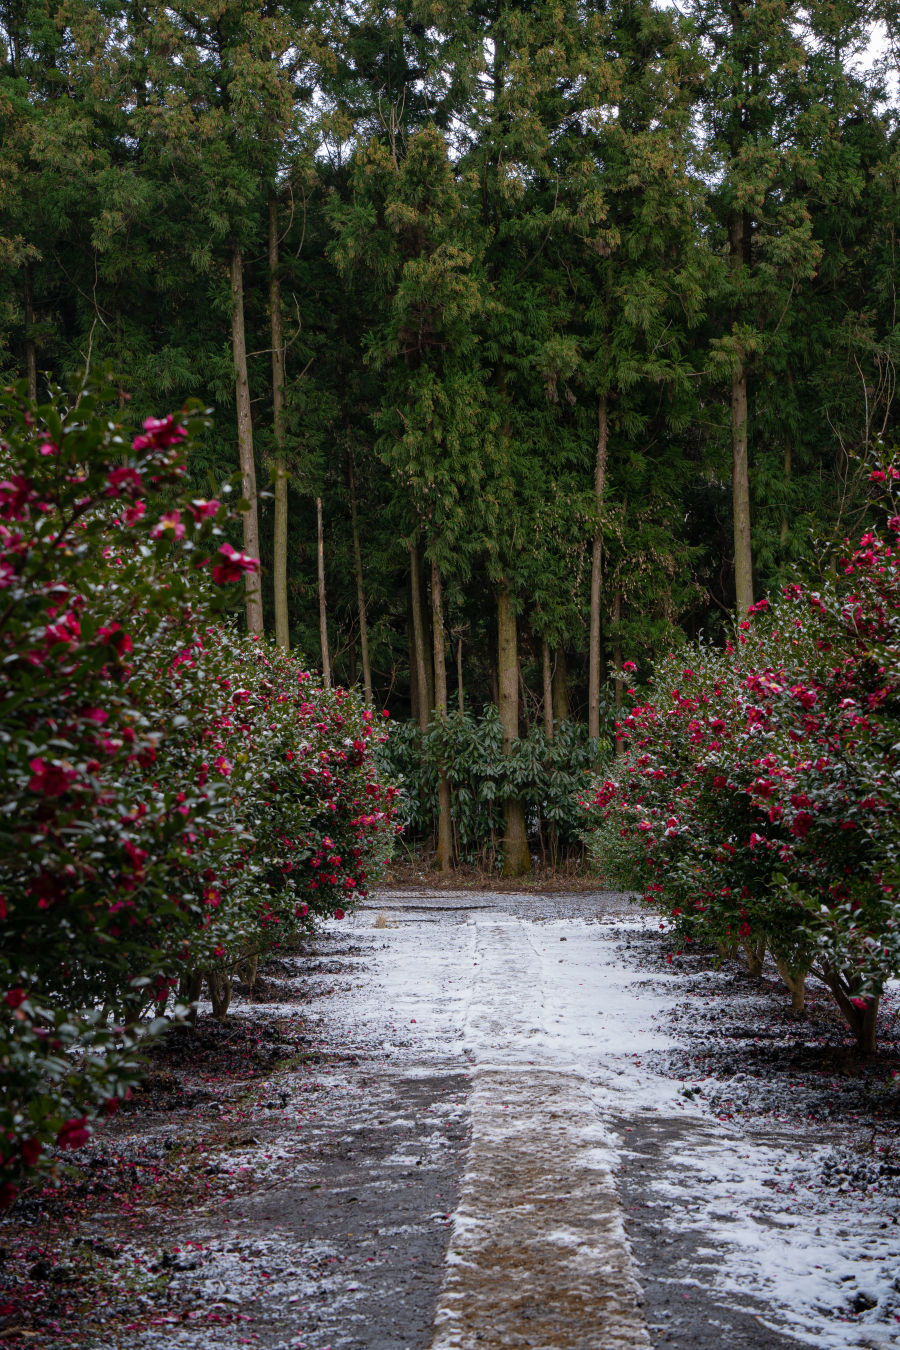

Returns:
348,455,373,705
613,590,624,757
408,613,420,724
780,441,792,547
269,198,289,649
729,210,754,616
409,542,429,734
432,557,452,874
542,638,553,739
316,495,331,687
24,265,36,401
497,584,530,877
457,635,464,715
231,242,263,635
552,648,569,725
588,395,608,739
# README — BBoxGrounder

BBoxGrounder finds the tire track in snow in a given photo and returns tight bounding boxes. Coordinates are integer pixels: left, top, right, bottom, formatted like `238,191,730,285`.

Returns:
432,917,650,1349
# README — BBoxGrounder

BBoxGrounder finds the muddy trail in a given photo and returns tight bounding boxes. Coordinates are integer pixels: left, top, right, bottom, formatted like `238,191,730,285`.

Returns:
2,889,900,1349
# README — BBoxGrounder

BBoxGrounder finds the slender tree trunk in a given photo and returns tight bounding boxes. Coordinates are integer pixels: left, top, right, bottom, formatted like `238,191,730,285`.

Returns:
409,542,429,734
432,558,452,874
24,265,36,401
542,638,553,739
588,395,608,739
552,647,569,725
819,962,881,1055
231,242,263,635
613,590,624,757
316,495,331,687
269,198,289,649
780,442,792,546
408,613,420,724
729,210,754,616
497,584,530,877
349,455,373,705
457,636,464,716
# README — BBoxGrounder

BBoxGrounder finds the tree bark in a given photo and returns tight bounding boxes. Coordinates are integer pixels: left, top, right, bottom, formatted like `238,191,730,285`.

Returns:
24,265,36,401
819,962,880,1055
588,395,608,739
316,495,331,687
613,590,624,757
729,210,754,616
269,198,289,649
349,455,373,705
409,542,429,734
542,638,553,739
497,584,530,877
775,956,807,1013
456,635,464,716
780,441,792,546
231,242,264,635
551,647,569,725
432,557,452,874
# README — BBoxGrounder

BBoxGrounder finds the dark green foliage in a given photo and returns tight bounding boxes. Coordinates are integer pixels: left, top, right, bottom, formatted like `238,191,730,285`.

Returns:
377,710,609,868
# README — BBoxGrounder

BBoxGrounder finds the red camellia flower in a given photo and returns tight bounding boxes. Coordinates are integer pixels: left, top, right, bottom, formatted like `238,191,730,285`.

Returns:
20,1138,41,1167
150,509,185,541
28,758,78,797
4,988,26,1009
97,622,133,655
211,543,260,585
56,1117,91,1151
187,498,221,521
0,476,39,520
132,414,188,451
333,908,345,920
0,1183,18,1209
105,466,143,498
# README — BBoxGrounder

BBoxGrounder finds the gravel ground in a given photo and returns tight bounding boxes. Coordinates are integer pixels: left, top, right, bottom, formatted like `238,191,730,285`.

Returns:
1,888,899,1350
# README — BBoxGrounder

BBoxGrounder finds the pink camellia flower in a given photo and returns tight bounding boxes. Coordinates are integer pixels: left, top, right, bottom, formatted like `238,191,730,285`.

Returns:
132,414,188,451
28,758,78,797
850,996,869,1010
0,559,16,588
122,502,146,527
150,509,185,541
39,441,58,456
4,988,26,1009
213,756,232,777
187,498,221,522
97,622,133,655
622,660,637,673
105,466,143,498
0,476,39,520
56,1117,91,1151
211,543,260,585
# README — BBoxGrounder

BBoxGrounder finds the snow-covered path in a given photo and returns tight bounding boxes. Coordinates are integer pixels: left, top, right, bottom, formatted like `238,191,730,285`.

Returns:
331,892,900,1350
65,888,900,1350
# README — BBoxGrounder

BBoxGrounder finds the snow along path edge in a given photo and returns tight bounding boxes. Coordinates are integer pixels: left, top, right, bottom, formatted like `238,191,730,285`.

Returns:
430,914,650,1349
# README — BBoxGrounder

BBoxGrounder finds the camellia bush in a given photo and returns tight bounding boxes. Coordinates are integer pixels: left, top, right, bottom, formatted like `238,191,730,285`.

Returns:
0,376,396,1203
586,470,899,1053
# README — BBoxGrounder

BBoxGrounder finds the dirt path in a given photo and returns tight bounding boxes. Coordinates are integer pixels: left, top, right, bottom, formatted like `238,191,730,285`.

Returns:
3,889,900,1350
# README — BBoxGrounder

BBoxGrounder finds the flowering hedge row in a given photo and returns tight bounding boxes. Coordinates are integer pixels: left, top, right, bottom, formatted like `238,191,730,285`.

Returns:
586,474,899,1053
0,377,396,1203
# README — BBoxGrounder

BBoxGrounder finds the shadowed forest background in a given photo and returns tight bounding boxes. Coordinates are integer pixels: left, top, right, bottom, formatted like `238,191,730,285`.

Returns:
2,0,899,873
